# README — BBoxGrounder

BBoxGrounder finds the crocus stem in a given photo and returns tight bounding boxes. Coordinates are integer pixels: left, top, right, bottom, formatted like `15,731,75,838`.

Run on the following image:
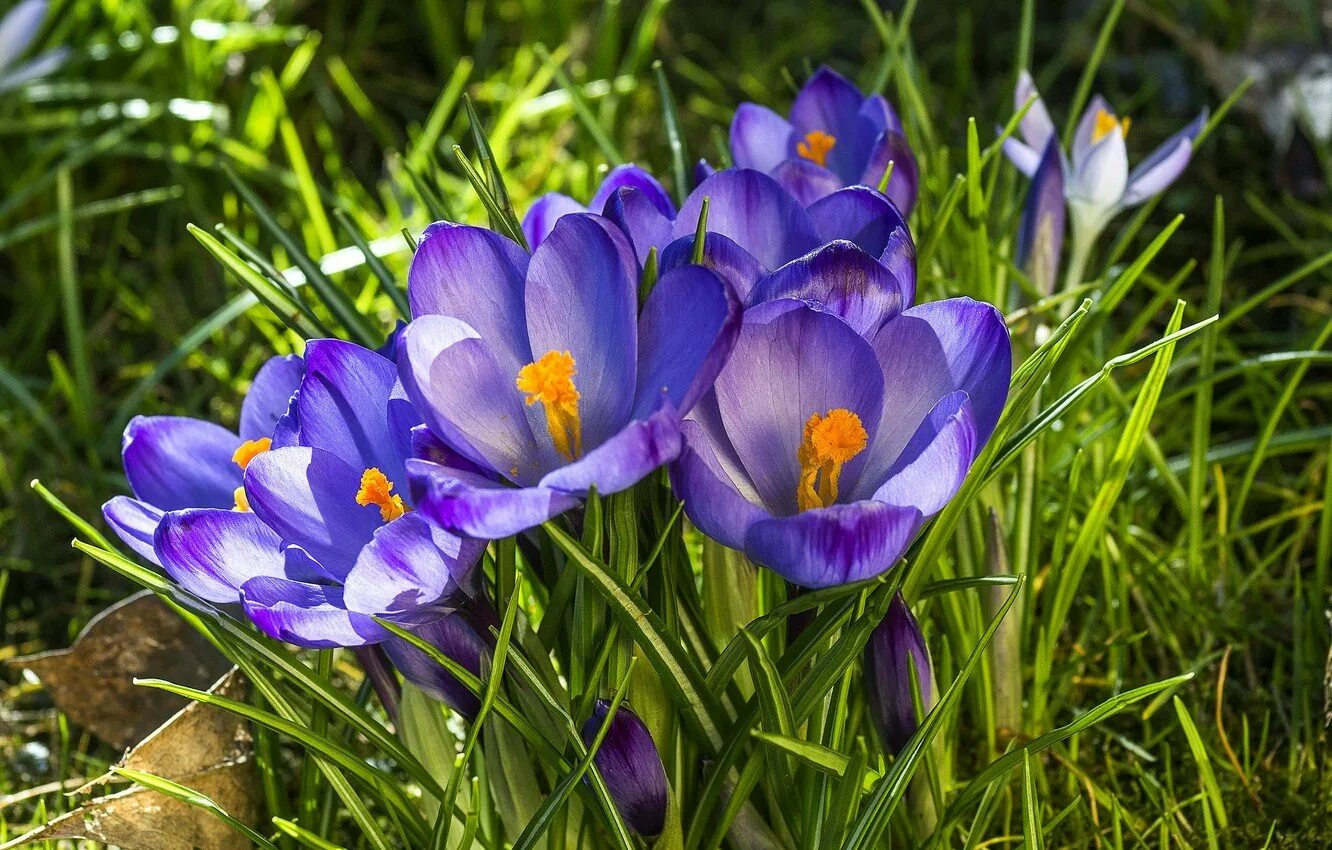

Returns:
355,645,401,724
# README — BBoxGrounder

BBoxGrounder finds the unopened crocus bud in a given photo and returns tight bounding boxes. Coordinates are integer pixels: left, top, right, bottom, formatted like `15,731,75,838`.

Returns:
382,612,489,719
582,699,668,837
863,593,934,756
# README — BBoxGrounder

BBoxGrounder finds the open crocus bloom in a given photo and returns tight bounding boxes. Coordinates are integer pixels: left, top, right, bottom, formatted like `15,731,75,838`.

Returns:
521,163,675,251
609,167,915,301
671,280,1010,587
1003,70,1207,251
399,212,740,540
151,340,485,653
726,66,918,214
101,354,304,565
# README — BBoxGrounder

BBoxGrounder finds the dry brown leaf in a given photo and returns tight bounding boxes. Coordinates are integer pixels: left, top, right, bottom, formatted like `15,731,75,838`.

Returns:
7,590,231,750
1,668,259,850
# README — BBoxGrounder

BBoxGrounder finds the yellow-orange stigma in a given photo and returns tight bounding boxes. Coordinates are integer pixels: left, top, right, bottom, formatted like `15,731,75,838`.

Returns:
1091,108,1131,144
516,350,583,462
796,408,868,512
233,486,251,512
232,437,271,470
797,130,837,167
356,467,407,522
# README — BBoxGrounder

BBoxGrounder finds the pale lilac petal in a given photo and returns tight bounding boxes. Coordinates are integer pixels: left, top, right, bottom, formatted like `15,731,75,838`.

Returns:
1068,130,1128,212
729,103,795,172
0,0,47,71
408,460,582,539
1072,94,1112,166
522,193,586,251
153,508,288,603
1002,137,1043,178
341,513,484,621
871,391,978,516
670,423,770,552
102,496,164,565
1014,71,1056,149
241,577,388,648
1121,112,1206,208
538,409,682,496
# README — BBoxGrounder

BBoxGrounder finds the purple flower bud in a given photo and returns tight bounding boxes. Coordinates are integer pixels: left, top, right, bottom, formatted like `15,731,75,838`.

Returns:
582,699,668,837
863,593,933,755
382,612,490,719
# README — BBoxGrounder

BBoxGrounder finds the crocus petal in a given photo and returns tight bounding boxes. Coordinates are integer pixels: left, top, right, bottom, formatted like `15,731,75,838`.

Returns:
0,0,46,71
881,227,917,308
521,193,586,251
673,169,821,271
1068,130,1128,213
861,130,919,216
243,446,384,580
1014,70,1056,150
153,508,287,603
603,186,674,264
748,240,906,338
634,265,741,419
1001,137,1043,178
729,103,795,172
693,159,716,186
658,232,766,300
871,391,978,516
295,340,415,485
860,93,906,138
525,214,640,450
0,46,66,91
1071,94,1112,166
382,614,488,718
583,700,669,837
713,303,885,515
1120,112,1206,208
864,593,933,755
398,315,547,481
102,496,164,565
770,158,843,205
241,577,388,648
121,416,241,511
589,164,675,219
1016,139,1066,295
407,222,532,370
408,460,582,539
670,423,770,551
341,514,484,621
790,66,865,141
410,424,491,477
857,299,1010,494
744,500,923,588
538,409,683,496
240,354,304,442
806,186,908,258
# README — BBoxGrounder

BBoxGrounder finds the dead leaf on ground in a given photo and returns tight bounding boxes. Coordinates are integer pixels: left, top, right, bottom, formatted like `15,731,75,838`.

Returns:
7,590,231,749
1,668,259,850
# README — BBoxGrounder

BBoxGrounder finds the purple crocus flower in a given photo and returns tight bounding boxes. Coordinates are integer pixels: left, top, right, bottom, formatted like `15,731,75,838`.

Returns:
398,212,741,539
864,593,933,755
608,167,915,301
1003,71,1207,281
522,163,675,251
1016,139,1066,295
727,66,918,213
101,354,304,565
582,699,668,837
0,0,69,94
671,254,1011,588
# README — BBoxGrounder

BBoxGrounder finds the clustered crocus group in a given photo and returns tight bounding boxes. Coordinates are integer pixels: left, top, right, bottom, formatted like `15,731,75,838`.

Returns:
98,64,1200,836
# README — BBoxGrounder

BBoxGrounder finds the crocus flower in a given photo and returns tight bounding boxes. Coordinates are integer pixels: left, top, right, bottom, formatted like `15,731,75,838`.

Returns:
726,66,918,213
149,340,488,714
0,0,69,93
583,699,668,837
101,354,304,565
671,254,1011,588
608,167,915,301
1003,71,1207,284
864,593,933,755
399,212,740,539
522,163,675,250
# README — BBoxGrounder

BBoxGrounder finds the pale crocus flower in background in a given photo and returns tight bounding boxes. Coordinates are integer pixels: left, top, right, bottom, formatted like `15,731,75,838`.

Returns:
0,0,69,93
1003,70,1208,292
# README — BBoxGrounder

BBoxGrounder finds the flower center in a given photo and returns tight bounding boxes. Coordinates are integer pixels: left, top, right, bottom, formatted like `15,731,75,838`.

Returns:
231,437,270,511
516,350,583,462
797,130,837,167
1091,108,1130,144
356,467,407,521
797,408,868,512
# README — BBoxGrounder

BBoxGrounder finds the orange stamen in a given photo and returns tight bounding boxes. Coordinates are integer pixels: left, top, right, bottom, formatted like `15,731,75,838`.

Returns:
356,467,407,522
797,130,837,167
796,408,868,511
516,350,583,461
